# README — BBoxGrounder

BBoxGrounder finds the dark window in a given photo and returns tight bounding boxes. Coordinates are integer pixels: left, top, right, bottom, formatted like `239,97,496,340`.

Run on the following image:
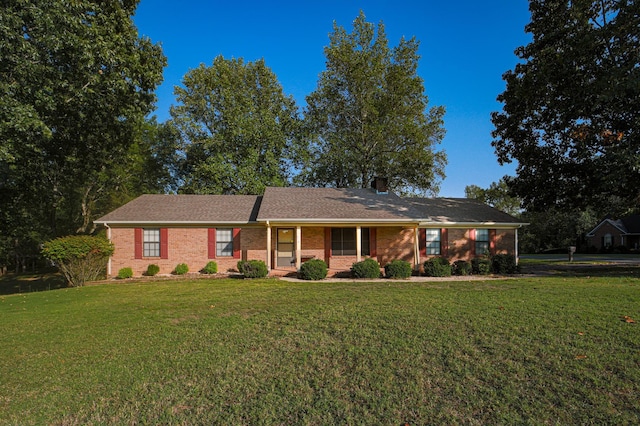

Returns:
475,229,490,255
332,228,370,256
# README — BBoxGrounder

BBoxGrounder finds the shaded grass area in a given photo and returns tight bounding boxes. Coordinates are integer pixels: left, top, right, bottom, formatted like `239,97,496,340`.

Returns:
0,270,67,295
0,276,638,424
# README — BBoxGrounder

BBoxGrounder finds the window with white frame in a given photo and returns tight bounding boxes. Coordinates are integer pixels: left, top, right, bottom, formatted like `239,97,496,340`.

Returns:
143,228,160,257
603,233,613,248
475,229,490,255
216,228,234,257
425,229,441,255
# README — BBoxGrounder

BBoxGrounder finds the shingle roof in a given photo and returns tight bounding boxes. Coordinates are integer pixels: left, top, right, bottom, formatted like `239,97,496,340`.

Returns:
95,194,261,224
95,189,525,226
408,198,524,224
256,187,422,222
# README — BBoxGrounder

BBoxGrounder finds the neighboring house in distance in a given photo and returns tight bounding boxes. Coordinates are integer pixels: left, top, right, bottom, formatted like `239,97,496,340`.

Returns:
585,215,640,252
94,180,527,277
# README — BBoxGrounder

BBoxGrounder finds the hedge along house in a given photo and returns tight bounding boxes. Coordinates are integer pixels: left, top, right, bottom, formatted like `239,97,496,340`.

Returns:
95,182,527,277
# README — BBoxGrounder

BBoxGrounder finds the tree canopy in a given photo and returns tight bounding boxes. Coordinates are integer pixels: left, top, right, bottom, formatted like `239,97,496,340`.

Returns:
491,0,640,214
298,11,446,195
169,56,300,195
0,0,166,267
465,177,522,217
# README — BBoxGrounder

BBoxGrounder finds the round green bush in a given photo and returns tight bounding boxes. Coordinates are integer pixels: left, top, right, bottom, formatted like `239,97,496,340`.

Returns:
491,254,518,274
423,257,451,277
174,263,189,275
201,261,218,274
240,260,268,278
384,259,413,279
471,257,492,275
298,259,328,280
117,267,133,279
351,258,381,279
452,260,472,276
145,264,160,276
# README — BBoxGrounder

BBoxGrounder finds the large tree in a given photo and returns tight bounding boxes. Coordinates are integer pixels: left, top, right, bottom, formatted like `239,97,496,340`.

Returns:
170,56,300,195
465,177,522,217
299,11,446,195
492,0,640,214
0,0,165,268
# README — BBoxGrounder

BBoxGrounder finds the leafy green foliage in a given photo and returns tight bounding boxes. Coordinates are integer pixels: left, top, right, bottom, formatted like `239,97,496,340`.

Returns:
471,258,492,275
298,259,328,281
41,235,114,286
491,254,519,275
0,1,166,266
299,11,446,195
423,257,451,277
465,177,522,217
174,263,189,275
491,0,640,213
145,264,160,276
351,258,381,279
117,267,133,279
170,56,300,195
452,260,472,276
201,261,218,275
384,259,413,279
239,260,268,279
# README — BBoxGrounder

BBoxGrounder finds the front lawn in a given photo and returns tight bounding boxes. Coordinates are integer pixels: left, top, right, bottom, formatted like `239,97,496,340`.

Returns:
0,276,638,424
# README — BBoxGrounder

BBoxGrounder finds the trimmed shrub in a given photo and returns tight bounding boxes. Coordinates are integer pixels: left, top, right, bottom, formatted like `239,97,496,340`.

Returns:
351,258,381,279
240,260,268,278
117,267,133,279
201,261,218,274
452,260,472,276
298,259,328,280
491,254,518,274
384,259,413,279
237,260,248,272
145,264,160,276
472,257,492,275
174,263,189,275
423,257,452,277
41,235,114,287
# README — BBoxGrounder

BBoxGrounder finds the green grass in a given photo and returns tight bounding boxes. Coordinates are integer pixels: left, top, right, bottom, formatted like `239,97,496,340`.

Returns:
1,275,639,424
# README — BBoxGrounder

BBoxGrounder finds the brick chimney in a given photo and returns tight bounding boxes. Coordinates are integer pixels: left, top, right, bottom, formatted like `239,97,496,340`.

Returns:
371,177,389,194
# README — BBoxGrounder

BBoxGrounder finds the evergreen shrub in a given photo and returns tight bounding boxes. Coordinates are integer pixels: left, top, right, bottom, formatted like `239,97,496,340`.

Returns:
452,260,472,276
201,261,218,274
472,258,492,275
423,257,452,277
174,263,189,275
117,267,133,279
145,264,160,276
384,259,413,279
298,259,328,280
491,254,518,274
240,260,268,278
351,258,381,279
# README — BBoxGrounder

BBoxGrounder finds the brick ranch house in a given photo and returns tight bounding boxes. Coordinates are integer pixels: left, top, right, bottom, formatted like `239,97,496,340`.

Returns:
585,215,640,252
95,184,527,277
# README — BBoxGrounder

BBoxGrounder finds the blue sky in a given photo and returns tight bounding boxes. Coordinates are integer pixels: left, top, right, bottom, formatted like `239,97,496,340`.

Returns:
133,0,532,197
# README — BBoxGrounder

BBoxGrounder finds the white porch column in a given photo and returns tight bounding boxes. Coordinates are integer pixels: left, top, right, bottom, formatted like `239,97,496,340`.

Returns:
106,224,112,277
356,225,362,262
414,227,420,268
295,226,302,269
515,227,519,265
266,222,272,270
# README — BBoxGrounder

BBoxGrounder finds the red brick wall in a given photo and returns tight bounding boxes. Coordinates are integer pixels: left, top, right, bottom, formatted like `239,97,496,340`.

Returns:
109,226,268,277
108,225,520,277
587,222,622,250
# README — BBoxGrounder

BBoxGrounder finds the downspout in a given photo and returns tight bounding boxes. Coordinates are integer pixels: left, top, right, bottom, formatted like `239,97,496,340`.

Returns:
105,224,112,277
515,226,520,265
266,221,272,270
414,226,420,270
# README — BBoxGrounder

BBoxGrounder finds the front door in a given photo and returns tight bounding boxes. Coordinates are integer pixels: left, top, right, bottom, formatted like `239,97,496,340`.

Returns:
277,228,295,267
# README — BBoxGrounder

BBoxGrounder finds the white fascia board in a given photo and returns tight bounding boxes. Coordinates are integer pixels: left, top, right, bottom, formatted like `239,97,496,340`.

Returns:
419,221,529,228
585,219,626,237
256,218,419,225
94,221,255,226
